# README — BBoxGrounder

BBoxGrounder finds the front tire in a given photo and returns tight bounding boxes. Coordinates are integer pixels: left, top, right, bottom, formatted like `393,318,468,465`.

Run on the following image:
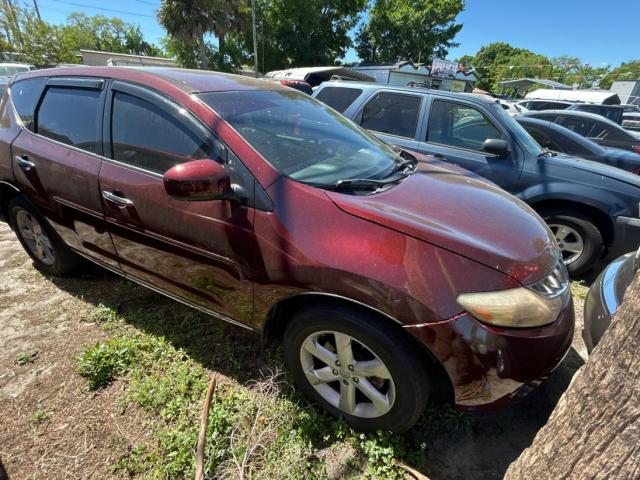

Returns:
8,195,80,276
540,209,603,276
283,304,430,432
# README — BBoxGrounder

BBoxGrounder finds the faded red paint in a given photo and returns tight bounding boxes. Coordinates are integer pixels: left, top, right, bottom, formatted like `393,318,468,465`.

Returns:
0,67,574,408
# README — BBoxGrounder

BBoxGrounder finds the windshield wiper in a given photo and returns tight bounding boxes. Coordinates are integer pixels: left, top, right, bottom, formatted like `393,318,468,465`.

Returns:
390,153,418,175
330,176,403,192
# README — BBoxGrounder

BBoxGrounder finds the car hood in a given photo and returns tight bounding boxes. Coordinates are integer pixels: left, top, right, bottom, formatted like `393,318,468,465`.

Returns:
326,162,557,284
542,153,640,186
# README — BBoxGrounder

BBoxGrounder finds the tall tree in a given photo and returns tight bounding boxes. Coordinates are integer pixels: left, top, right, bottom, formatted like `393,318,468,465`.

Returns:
505,272,640,479
158,0,211,69
355,0,464,64
600,60,640,89
232,0,366,73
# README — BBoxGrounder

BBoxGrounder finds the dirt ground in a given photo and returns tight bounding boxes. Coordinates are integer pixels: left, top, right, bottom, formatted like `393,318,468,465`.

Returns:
0,220,589,479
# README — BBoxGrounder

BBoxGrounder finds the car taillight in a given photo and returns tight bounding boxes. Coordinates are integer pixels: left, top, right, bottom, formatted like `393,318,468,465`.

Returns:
633,145,640,154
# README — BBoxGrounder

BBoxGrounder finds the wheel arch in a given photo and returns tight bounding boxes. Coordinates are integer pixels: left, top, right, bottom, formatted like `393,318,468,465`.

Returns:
529,198,615,247
262,292,455,405
0,180,20,224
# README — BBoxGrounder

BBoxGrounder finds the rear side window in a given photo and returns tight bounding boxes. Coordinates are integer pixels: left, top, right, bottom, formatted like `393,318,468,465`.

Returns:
111,92,221,174
315,87,362,113
11,77,46,131
427,100,504,151
36,86,101,153
360,92,421,138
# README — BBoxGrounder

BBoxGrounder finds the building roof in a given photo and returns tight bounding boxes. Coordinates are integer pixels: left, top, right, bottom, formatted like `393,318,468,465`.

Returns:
80,49,176,67
498,78,571,91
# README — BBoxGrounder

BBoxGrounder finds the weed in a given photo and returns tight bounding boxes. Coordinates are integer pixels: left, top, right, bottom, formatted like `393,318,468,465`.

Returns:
15,349,38,365
77,337,145,390
94,303,118,323
31,409,50,424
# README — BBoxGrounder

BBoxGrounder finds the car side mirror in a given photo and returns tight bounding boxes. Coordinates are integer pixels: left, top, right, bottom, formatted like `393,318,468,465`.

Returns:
482,139,510,157
163,160,233,201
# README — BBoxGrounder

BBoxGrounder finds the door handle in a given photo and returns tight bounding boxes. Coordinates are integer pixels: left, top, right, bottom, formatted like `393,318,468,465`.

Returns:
15,155,35,171
102,190,134,208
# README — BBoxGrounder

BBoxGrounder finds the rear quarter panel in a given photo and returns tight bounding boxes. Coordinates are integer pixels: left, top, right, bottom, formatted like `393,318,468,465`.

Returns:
0,87,21,183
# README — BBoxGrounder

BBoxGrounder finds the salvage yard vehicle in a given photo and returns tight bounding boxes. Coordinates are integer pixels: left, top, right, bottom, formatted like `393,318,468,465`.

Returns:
523,110,640,154
583,247,640,353
313,82,640,275
0,67,574,432
516,116,640,174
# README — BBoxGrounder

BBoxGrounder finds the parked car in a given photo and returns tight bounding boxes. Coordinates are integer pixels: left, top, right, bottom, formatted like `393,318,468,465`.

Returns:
517,99,572,111
516,116,640,174
517,100,624,124
523,110,640,154
313,81,640,275
0,67,574,432
499,99,528,116
0,62,35,77
583,247,640,353
622,112,640,133
266,78,313,95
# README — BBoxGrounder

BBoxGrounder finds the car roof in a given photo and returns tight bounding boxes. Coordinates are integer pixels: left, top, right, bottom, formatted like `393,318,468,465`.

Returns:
317,80,500,105
12,66,286,94
524,109,622,126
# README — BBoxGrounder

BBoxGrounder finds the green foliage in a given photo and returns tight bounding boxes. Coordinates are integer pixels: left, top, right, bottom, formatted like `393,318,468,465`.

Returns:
600,60,640,89
93,304,118,323
158,0,246,71
355,0,464,64
0,2,162,66
77,337,144,390
15,349,38,365
31,409,50,424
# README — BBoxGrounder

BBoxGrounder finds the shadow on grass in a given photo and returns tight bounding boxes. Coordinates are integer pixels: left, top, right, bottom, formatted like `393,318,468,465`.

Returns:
48,263,585,479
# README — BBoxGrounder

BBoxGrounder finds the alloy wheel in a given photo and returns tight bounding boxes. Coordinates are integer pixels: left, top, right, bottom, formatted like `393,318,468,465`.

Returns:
16,209,55,266
549,223,584,265
299,331,395,418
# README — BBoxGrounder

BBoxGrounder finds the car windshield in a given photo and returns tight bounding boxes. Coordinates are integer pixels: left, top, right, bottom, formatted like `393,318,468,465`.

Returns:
198,90,400,187
0,65,30,77
492,105,544,155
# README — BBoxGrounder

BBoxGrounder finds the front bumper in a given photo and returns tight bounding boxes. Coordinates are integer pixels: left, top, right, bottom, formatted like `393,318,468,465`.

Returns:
405,291,574,408
606,216,640,262
583,251,635,353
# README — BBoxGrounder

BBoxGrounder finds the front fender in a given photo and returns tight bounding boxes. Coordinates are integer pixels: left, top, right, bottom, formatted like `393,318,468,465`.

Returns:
517,182,630,217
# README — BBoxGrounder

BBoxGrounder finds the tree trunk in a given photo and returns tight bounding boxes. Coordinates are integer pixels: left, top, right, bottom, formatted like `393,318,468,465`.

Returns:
197,33,208,70
505,273,640,479
218,33,226,72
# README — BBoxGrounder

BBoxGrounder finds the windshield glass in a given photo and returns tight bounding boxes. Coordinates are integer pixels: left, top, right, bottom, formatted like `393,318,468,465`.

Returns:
0,65,30,77
198,90,399,186
493,105,544,155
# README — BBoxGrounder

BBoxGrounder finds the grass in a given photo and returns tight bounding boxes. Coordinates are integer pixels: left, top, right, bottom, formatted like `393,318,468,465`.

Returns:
75,300,473,479
31,409,50,424
15,349,38,365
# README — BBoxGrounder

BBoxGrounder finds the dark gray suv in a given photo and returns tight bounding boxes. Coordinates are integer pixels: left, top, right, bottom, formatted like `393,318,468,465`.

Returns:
314,82,640,275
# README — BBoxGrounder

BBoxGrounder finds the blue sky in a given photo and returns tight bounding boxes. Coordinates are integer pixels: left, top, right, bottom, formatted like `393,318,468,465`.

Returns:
36,0,639,68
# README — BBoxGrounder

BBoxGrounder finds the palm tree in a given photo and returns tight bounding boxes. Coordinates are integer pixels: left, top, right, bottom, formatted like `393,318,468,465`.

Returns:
158,0,210,69
209,0,246,71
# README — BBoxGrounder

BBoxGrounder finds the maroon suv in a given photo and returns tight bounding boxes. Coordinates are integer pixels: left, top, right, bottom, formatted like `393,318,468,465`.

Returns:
0,68,574,432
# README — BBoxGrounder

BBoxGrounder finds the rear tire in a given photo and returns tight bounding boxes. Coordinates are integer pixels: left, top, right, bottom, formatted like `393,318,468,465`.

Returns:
283,304,430,432
540,209,603,276
8,195,80,277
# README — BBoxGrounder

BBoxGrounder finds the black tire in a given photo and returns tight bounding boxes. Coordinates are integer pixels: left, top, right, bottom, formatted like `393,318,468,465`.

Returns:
8,195,81,276
539,209,603,276
283,304,430,432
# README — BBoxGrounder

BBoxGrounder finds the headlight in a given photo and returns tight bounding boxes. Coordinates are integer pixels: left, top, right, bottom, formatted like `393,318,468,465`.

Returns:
457,263,569,328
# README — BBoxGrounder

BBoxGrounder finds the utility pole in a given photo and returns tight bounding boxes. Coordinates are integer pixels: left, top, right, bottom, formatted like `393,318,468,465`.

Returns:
251,0,258,77
32,0,42,21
